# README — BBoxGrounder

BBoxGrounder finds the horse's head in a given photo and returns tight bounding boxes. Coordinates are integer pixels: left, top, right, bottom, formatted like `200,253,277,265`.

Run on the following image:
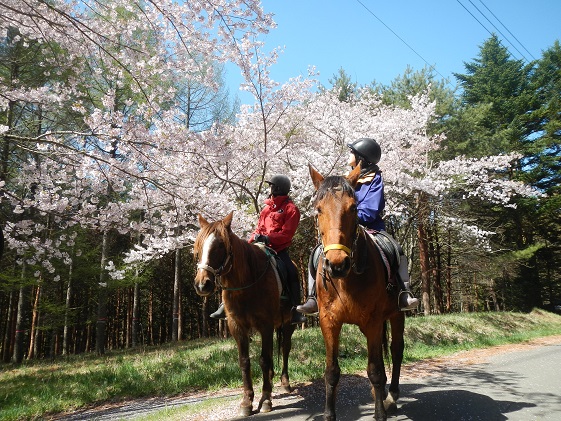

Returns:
310,163,361,279
193,211,234,296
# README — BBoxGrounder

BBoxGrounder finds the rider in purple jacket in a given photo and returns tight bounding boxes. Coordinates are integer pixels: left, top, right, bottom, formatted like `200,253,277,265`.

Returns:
297,138,419,315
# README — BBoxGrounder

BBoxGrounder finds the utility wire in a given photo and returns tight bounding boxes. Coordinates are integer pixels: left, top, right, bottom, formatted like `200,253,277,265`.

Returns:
477,0,536,61
457,0,529,63
354,0,449,83
466,0,530,62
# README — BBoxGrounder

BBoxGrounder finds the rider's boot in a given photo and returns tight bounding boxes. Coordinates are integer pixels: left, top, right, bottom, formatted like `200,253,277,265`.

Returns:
210,302,226,319
297,297,318,315
290,307,307,324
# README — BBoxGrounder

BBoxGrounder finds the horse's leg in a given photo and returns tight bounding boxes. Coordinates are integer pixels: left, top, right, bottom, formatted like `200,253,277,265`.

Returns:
365,322,388,421
235,333,254,417
257,327,274,413
320,320,342,421
384,313,405,411
279,323,296,392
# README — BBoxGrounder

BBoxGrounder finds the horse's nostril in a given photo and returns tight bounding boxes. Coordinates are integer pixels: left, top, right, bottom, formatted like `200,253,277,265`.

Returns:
326,256,351,278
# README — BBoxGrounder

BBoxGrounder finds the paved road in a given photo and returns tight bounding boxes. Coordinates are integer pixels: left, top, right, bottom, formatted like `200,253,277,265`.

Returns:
56,339,561,421
246,339,561,421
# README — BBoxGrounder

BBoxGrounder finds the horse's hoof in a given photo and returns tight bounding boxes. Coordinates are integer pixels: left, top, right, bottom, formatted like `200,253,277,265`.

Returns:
280,384,292,393
238,405,252,417
261,399,273,413
383,390,398,411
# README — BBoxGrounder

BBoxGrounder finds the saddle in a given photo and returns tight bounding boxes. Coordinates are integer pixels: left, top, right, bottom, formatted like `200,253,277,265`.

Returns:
365,229,402,281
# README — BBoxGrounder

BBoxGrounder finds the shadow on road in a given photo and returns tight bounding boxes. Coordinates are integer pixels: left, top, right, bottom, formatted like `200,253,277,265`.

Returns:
245,363,541,420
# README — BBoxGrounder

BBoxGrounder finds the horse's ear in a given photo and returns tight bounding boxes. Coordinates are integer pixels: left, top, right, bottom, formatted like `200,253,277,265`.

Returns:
198,213,209,228
223,211,234,228
346,163,361,187
309,163,324,190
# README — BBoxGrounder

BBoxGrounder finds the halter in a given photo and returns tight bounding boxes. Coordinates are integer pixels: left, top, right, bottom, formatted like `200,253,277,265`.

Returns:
315,216,360,262
197,241,270,292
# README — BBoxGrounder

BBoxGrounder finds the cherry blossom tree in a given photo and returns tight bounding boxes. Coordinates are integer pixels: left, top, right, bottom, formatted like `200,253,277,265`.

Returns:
0,1,542,357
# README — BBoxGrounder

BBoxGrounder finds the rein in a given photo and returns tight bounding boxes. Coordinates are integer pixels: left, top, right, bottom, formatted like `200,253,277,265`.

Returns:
221,258,270,291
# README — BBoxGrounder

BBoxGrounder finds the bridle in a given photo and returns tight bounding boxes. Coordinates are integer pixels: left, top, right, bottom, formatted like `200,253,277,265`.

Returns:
197,245,233,289
315,214,361,265
196,233,269,291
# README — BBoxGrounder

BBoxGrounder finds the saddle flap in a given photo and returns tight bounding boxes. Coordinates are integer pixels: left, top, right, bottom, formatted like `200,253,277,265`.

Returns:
368,230,401,275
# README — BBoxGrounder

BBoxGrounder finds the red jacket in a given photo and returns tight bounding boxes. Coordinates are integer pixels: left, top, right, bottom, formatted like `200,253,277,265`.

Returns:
249,195,300,252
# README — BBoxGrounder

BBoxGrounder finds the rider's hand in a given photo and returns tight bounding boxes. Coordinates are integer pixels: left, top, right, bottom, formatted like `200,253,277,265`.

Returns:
254,234,270,244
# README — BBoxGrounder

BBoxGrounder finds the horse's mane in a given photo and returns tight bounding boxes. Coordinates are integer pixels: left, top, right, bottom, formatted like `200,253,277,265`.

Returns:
314,175,355,205
193,219,232,260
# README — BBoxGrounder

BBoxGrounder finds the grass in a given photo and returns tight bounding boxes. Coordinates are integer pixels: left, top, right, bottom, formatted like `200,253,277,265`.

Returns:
1,309,561,420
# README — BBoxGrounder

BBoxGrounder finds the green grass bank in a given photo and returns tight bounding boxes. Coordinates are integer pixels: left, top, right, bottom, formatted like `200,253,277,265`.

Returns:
1,309,561,421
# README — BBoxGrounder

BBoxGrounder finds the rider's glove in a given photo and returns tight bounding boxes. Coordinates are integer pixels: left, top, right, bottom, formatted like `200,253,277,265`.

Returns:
254,234,270,244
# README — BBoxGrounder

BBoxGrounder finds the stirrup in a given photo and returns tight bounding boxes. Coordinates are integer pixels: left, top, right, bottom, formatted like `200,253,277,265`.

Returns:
398,291,419,311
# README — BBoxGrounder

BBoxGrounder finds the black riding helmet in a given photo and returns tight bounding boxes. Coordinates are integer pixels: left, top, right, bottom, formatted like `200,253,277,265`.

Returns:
347,138,382,166
266,174,291,196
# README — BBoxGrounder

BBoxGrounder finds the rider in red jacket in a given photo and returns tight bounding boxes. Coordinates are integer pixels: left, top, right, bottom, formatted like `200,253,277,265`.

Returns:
249,194,300,252
211,175,306,324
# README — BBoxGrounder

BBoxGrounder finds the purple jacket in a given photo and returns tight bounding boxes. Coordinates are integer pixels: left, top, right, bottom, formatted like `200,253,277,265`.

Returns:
355,171,385,231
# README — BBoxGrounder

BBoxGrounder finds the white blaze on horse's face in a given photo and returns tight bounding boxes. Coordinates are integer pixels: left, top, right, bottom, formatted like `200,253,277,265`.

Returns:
199,232,217,272
194,232,220,296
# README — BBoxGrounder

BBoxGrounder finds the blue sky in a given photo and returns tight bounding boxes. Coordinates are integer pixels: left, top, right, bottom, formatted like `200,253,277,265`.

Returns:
226,0,560,103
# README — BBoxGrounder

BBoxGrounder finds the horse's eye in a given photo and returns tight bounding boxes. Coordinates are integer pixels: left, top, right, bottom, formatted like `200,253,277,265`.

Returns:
316,206,322,215
350,204,357,213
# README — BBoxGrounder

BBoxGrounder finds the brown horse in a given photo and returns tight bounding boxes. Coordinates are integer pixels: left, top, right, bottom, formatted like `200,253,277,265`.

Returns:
193,212,296,417
309,163,406,421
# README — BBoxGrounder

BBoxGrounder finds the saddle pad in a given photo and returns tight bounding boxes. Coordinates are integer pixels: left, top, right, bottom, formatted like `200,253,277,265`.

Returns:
254,243,284,295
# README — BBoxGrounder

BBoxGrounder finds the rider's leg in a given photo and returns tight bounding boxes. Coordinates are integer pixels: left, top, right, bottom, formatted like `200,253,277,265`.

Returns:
397,255,419,311
296,271,318,314
278,250,306,324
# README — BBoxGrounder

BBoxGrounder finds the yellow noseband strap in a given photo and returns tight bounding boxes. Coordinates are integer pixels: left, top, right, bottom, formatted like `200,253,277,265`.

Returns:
323,243,352,255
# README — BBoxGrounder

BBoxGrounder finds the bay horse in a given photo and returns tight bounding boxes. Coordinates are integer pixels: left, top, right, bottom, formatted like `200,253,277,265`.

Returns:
193,211,296,417
309,163,406,421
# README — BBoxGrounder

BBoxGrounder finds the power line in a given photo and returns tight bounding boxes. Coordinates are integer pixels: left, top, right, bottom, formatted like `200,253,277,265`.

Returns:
354,0,450,83
477,0,536,61
457,0,530,63
466,0,530,62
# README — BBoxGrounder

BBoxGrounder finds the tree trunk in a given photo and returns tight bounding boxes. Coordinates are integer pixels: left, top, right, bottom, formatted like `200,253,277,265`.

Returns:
429,221,444,314
132,277,140,347
63,251,74,355
28,283,42,359
2,290,16,362
13,263,30,364
445,228,453,312
96,230,109,355
172,248,181,341
417,192,431,315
